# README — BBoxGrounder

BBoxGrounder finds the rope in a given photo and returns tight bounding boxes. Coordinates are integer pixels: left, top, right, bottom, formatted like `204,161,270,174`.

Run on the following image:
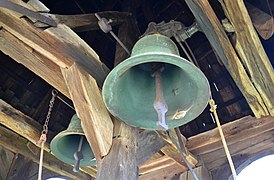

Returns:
38,135,46,180
209,99,237,180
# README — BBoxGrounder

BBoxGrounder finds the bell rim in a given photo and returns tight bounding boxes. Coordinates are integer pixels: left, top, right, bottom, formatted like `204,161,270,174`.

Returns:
50,130,96,166
103,52,211,130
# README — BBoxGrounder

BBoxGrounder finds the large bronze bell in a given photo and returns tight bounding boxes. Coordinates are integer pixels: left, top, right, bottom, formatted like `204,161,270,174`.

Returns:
50,114,96,168
102,34,211,130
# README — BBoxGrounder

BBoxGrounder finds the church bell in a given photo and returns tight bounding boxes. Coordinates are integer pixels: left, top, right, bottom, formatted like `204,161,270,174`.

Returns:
102,34,211,130
50,114,96,168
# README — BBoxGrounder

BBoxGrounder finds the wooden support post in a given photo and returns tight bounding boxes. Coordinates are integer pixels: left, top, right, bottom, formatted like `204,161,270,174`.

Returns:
179,166,212,180
97,2,140,178
185,0,269,117
219,0,274,116
0,125,92,179
97,119,138,180
61,63,113,160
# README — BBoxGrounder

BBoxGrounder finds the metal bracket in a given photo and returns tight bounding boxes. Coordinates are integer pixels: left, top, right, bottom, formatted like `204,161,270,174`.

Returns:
95,13,130,55
142,20,200,42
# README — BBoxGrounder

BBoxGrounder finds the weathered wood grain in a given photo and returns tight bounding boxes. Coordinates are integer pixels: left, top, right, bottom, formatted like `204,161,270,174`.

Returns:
158,130,198,168
45,11,130,32
219,0,274,116
179,166,212,180
246,2,274,40
0,28,70,98
61,63,113,160
187,116,274,155
0,4,109,87
139,156,185,180
96,119,138,180
137,131,166,166
0,147,14,180
185,0,269,117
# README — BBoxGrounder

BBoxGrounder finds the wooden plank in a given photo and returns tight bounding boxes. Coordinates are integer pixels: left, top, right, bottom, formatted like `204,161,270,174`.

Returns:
0,125,92,179
158,130,198,168
202,130,274,171
0,2,109,87
0,28,70,97
139,156,183,174
179,166,212,180
187,116,274,155
61,63,113,159
46,11,130,32
96,119,138,180
185,0,269,117
0,99,50,149
139,156,185,180
0,147,14,180
137,131,166,166
219,0,274,116
246,2,274,40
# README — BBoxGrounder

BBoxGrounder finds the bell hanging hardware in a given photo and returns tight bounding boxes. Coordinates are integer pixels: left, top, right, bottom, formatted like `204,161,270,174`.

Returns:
0,0,57,27
95,13,130,55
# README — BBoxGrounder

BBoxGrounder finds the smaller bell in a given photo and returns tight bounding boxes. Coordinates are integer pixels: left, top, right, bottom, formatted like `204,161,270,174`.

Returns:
50,114,96,168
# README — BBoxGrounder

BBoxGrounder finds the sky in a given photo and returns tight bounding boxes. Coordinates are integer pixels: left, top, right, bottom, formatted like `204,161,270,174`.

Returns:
237,155,274,180
47,155,274,180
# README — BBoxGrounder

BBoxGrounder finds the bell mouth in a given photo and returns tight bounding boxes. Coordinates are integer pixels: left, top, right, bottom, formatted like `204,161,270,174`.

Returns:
102,53,211,130
50,131,96,166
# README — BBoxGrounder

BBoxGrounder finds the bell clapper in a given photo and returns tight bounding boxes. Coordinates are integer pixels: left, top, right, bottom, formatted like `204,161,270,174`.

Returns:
152,64,169,130
73,136,84,172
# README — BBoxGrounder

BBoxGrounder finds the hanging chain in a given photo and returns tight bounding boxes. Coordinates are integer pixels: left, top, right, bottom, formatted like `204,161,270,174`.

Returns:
37,89,57,180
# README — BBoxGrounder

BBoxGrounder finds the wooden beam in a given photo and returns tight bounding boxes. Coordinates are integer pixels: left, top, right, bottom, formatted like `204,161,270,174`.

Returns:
158,130,198,168
219,0,274,116
139,156,185,179
246,2,274,40
137,131,166,166
180,166,212,180
0,99,51,149
185,0,269,117
0,28,70,98
96,119,138,180
0,125,92,179
0,98,97,177
0,147,14,180
186,116,274,155
46,11,130,32
61,63,113,159
0,2,109,87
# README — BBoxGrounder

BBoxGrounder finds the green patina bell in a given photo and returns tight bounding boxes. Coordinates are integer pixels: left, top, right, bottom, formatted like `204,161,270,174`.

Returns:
50,114,96,167
102,34,211,130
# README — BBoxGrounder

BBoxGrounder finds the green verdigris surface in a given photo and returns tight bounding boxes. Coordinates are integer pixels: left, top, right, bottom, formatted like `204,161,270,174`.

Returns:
102,34,211,130
50,114,96,166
